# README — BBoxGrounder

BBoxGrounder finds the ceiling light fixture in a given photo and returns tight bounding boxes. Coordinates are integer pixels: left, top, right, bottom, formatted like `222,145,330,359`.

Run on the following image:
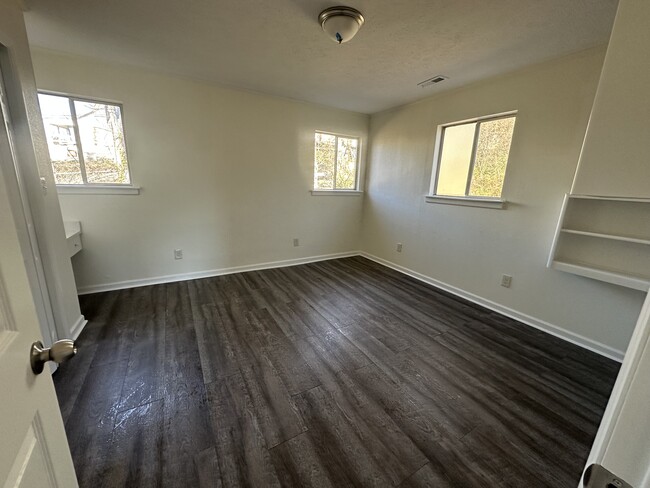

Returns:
318,6,365,44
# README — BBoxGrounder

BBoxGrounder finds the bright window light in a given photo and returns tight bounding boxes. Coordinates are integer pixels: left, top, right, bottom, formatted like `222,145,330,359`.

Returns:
433,114,516,199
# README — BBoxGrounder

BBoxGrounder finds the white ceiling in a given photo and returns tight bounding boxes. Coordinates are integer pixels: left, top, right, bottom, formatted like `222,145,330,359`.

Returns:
23,0,618,114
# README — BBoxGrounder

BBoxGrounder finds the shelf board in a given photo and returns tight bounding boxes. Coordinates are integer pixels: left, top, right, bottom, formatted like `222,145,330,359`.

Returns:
568,194,650,203
561,229,650,246
552,260,650,291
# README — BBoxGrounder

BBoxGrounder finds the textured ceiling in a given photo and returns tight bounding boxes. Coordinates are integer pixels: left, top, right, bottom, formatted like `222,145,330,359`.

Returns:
23,0,618,114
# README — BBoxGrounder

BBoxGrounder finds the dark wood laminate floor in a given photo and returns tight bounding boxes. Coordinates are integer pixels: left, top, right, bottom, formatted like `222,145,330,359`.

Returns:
54,257,620,487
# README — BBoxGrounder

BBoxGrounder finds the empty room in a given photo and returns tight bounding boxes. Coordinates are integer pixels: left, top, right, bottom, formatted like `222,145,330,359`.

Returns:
1,0,649,487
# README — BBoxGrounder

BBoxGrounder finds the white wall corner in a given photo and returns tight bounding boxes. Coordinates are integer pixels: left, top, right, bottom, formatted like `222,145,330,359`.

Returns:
75,246,624,362
76,251,362,295
358,251,625,362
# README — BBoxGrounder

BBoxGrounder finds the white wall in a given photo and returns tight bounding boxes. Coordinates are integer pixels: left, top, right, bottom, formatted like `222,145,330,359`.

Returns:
572,0,650,198
31,44,646,358
0,2,83,342
31,49,369,293
361,47,645,357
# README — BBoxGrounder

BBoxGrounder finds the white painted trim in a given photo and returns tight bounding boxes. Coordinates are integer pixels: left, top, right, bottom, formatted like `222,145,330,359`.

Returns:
311,190,363,196
547,193,570,267
424,195,506,209
0,331,18,356
438,110,519,129
75,249,624,362
569,194,650,203
69,314,87,340
560,229,650,246
38,89,124,106
551,260,650,292
56,185,140,195
584,292,650,481
359,251,625,362
77,251,361,295
429,111,517,199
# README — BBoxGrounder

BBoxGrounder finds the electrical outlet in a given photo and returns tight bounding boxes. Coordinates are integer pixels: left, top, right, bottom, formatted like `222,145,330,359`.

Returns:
174,249,183,260
396,243,403,253
293,238,300,247
501,274,512,288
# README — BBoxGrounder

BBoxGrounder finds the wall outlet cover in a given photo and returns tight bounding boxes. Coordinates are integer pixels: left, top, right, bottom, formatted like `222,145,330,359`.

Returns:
501,274,512,288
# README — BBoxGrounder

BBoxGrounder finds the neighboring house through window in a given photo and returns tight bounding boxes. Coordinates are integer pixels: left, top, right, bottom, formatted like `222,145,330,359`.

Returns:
38,92,132,186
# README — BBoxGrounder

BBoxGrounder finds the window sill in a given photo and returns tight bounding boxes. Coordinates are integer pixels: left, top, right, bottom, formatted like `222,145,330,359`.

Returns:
424,195,506,209
311,190,363,196
56,185,141,195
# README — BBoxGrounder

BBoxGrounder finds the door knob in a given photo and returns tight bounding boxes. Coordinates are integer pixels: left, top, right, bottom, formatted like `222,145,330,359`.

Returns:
30,339,77,374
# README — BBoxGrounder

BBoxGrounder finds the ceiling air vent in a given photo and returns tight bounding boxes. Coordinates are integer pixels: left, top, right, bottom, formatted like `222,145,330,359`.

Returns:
417,75,448,88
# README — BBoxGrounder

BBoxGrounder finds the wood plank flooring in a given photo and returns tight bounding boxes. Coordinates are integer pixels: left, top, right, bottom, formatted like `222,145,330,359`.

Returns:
54,257,620,487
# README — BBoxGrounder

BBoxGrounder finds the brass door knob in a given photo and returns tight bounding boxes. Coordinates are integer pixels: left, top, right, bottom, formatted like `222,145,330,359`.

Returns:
30,339,77,374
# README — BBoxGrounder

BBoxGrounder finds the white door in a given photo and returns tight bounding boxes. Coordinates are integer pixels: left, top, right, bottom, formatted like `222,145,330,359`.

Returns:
0,78,77,486
0,60,59,352
583,291,650,487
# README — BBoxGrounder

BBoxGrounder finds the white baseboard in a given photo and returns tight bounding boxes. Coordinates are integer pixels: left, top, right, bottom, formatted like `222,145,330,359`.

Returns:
69,314,88,340
77,251,361,295
76,249,624,362
359,252,625,362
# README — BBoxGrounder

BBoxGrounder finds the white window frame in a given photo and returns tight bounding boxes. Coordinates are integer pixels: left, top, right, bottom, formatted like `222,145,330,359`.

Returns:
311,131,362,196
38,91,139,195
426,110,517,209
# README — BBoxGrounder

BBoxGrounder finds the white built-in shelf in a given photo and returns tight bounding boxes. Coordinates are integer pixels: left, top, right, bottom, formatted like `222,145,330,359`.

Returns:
548,194,650,290
565,194,650,203
552,260,650,292
64,221,83,258
560,229,650,246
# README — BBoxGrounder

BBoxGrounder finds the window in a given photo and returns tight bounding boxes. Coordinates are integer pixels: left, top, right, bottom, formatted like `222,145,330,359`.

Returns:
38,92,132,186
314,131,360,191
431,113,516,200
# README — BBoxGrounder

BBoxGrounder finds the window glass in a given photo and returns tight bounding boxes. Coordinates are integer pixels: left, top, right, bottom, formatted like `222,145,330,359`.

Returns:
38,93,132,186
433,114,516,198
436,123,476,196
74,101,130,184
468,117,516,197
314,132,359,190
335,137,358,190
38,94,83,184
314,132,336,190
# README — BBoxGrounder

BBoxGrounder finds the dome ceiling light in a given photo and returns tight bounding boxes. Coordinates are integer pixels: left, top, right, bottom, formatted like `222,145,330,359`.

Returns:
318,6,365,44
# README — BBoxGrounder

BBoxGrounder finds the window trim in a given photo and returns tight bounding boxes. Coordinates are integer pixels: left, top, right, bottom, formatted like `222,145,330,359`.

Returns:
313,130,361,193
310,190,363,196
424,195,506,209
428,110,516,205
38,90,135,188
56,184,141,195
